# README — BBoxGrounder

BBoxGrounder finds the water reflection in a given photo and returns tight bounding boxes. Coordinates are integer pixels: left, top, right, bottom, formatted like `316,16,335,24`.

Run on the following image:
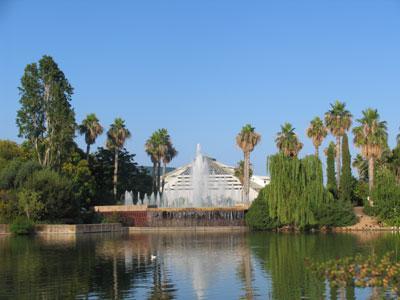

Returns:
0,232,399,299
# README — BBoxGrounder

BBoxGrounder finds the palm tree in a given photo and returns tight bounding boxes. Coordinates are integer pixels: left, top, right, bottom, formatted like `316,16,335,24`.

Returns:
324,101,352,187
106,118,131,200
79,113,104,160
161,144,177,193
234,160,253,185
145,129,171,193
236,124,261,203
145,134,159,194
353,108,388,192
306,117,327,158
353,154,368,182
275,123,303,157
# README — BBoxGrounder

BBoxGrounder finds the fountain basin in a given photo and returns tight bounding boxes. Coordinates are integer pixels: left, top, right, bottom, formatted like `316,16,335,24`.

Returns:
94,205,249,227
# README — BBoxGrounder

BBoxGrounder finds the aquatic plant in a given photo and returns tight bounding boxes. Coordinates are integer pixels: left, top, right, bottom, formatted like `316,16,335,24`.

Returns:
306,251,400,296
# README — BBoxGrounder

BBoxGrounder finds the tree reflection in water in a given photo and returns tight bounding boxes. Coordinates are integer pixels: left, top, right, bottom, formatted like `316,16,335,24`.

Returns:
1,231,400,299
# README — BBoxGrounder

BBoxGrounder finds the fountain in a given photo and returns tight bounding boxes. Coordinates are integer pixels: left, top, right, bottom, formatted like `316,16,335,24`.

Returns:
96,144,250,227
124,190,133,205
161,144,243,208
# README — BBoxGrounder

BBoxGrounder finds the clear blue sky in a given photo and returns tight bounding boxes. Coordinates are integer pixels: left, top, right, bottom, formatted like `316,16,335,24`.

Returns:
1,0,400,175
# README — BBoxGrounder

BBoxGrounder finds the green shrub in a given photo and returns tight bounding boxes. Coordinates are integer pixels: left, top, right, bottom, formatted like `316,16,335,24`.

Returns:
10,216,34,235
369,168,400,226
353,179,369,206
0,160,23,189
17,189,44,221
314,200,357,227
14,161,42,188
101,212,122,224
23,169,78,221
0,140,24,162
0,190,19,223
246,191,280,230
62,160,95,209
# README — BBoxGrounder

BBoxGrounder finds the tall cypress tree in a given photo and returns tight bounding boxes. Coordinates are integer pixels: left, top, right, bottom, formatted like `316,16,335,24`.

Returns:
340,134,353,202
326,142,337,197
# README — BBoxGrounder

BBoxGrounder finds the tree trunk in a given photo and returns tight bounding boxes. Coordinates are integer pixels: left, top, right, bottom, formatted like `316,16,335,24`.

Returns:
157,160,161,193
152,162,157,193
336,135,341,188
315,145,319,158
34,139,43,166
162,163,166,194
86,143,90,160
368,157,374,192
113,149,119,200
244,151,250,203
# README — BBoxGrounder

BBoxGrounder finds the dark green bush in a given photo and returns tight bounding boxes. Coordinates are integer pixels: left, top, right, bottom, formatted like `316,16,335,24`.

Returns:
101,212,122,224
0,190,19,223
246,191,280,230
10,216,34,235
369,168,400,226
24,169,78,221
14,161,42,188
0,160,23,189
314,200,357,227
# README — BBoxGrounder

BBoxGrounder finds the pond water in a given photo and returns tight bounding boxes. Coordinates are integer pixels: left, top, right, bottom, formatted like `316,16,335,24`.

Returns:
0,231,399,299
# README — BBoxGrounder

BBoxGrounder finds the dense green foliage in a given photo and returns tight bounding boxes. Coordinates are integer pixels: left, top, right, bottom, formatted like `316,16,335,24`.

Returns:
366,168,400,225
24,169,77,221
16,56,76,169
10,216,35,235
266,154,324,228
339,134,353,202
326,142,337,197
0,190,19,223
90,147,152,204
314,200,356,227
245,190,280,230
247,153,355,230
0,160,23,189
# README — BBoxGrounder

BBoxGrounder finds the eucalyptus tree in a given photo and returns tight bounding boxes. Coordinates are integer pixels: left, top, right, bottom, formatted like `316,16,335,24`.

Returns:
306,117,327,158
275,123,303,158
106,118,131,199
353,108,388,192
236,124,261,203
16,55,76,169
79,113,103,160
324,101,352,187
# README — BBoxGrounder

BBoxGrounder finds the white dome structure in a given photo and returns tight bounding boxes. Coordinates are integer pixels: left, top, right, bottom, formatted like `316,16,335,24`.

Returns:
162,145,269,208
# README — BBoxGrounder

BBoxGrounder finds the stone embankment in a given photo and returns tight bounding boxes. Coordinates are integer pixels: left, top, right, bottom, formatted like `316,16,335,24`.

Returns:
0,223,124,235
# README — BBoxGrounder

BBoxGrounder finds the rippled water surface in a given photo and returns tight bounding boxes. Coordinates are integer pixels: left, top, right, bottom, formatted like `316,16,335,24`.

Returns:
0,231,399,299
